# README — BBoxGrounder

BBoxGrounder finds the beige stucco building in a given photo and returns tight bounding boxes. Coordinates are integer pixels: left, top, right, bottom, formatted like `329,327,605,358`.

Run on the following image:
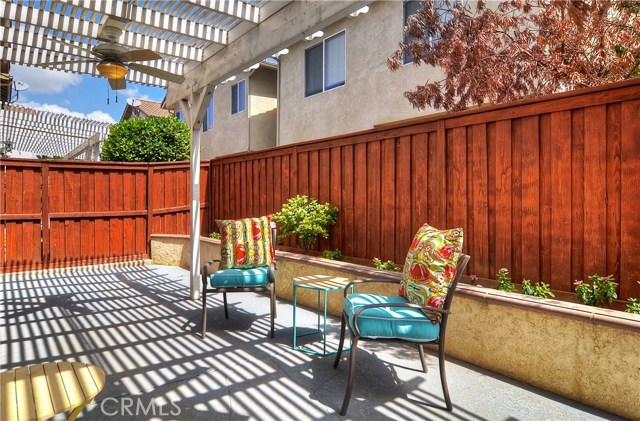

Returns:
200,0,439,158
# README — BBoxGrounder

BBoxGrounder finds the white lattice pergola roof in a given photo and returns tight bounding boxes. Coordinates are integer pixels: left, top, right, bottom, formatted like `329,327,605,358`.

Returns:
0,103,111,157
1,0,283,88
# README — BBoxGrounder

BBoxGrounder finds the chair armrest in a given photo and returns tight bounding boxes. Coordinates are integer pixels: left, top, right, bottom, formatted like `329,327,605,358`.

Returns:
343,279,401,297
352,302,448,336
202,259,221,279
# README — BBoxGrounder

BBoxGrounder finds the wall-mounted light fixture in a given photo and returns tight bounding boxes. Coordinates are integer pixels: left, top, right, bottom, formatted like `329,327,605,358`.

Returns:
304,31,323,41
349,6,369,17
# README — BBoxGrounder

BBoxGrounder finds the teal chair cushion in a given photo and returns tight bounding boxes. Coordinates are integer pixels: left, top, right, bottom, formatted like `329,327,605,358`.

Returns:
344,293,441,342
209,266,270,288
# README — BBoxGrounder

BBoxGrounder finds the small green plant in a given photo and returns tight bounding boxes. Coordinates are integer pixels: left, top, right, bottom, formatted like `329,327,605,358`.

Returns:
574,274,618,307
321,249,343,261
373,258,402,272
522,279,555,299
626,298,640,315
209,232,221,240
496,268,517,292
272,195,338,253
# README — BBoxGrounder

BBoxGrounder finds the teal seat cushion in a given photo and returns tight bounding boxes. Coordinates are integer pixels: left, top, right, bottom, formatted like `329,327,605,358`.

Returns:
344,293,440,342
209,266,270,288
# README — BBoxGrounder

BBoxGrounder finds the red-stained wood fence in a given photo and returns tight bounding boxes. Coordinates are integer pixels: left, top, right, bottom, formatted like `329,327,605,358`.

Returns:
211,79,640,300
0,159,211,273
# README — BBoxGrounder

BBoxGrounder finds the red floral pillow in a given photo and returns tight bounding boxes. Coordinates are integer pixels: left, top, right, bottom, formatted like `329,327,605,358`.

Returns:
217,215,274,269
399,224,463,322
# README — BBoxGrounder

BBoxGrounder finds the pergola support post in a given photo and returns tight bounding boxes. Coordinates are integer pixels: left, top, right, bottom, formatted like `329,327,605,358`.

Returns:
179,85,214,300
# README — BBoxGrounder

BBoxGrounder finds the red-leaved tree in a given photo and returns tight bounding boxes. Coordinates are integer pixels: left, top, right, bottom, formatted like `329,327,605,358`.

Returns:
389,0,640,111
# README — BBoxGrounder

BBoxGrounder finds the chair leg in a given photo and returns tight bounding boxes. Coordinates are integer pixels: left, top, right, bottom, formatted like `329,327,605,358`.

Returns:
339,336,359,416
438,342,452,411
269,284,275,338
201,289,208,339
223,292,229,319
418,344,428,373
333,312,347,369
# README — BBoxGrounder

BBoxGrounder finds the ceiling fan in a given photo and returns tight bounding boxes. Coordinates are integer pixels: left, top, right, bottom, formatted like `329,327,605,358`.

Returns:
38,20,184,90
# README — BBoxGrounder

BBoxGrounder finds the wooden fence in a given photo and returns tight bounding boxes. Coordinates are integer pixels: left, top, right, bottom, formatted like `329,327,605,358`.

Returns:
0,159,211,273
2,80,640,299
211,79,640,300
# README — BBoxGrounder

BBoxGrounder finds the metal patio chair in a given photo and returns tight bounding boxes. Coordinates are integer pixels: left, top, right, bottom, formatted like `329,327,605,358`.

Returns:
333,224,470,415
201,216,277,339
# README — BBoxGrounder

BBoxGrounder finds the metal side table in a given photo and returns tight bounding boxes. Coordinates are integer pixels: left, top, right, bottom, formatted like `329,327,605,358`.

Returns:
292,275,353,356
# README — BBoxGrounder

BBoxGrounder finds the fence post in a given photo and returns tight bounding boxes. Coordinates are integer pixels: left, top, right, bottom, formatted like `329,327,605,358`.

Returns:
147,165,154,257
41,163,50,266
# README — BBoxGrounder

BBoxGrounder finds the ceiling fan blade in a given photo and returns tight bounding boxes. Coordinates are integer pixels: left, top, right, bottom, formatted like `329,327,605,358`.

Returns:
128,63,185,84
38,58,99,67
44,37,96,57
109,78,126,91
117,49,161,62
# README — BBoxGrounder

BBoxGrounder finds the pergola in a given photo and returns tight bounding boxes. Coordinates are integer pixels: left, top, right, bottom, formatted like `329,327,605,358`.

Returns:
1,0,371,297
0,103,111,157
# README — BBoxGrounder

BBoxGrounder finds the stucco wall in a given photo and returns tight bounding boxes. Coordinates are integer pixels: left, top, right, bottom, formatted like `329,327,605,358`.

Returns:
150,234,640,420
201,67,278,159
278,0,442,146
249,67,278,151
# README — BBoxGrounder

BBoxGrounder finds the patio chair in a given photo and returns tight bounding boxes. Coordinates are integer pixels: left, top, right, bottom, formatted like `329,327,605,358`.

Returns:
202,215,277,339
333,223,470,415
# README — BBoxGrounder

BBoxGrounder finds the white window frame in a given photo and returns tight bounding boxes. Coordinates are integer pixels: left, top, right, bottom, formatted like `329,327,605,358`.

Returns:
231,79,247,115
304,30,346,98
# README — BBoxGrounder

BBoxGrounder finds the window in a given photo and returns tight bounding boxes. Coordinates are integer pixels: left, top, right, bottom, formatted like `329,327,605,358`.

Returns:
403,0,421,64
304,31,345,97
231,80,246,114
176,110,185,122
403,0,453,64
203,96,214,131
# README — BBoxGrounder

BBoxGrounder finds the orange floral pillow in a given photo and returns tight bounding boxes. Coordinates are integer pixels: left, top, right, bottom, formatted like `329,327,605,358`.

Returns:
399,224,463,322
217,215,274,269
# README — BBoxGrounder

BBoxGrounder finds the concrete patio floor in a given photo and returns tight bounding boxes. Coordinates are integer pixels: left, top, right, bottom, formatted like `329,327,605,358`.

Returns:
1,264,623,421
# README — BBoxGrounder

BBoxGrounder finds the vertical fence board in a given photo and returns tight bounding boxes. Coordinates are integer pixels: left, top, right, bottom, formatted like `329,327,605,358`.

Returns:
471,124,489,277
411,133,428,235
380,139,396,262
366,141,381,259
571,109,585,286
620,100,640,299
550,111,572,291
395,137,411,263
494,120,512,273
341,145,355,257
521,116,540,282
353,143,367,257
583,105,608,277
539,114,552,284
606,104,622,285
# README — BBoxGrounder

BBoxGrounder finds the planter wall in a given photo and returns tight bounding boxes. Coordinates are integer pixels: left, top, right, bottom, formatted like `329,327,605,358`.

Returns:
150,234,640,420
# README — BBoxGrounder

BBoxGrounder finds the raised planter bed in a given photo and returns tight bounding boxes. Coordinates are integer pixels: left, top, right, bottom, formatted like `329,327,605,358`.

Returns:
151,234,640,420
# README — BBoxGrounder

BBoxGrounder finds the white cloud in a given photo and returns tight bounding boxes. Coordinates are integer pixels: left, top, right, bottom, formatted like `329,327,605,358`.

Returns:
86,110,116,123
122,86,150,100
19,101,116,124
12,65,82,94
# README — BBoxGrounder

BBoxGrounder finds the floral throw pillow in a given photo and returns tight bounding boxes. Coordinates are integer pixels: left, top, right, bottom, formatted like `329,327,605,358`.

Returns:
216,215,274,270
399,224,464,323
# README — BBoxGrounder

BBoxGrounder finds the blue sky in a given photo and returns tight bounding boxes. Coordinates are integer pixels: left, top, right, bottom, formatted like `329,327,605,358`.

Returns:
11,64,167,124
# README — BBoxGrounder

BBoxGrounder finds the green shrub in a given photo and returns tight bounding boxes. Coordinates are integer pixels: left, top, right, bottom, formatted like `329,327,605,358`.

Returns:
373,258,402,272
626,298,640,315
496,268,517,292
574,274,618,307
272,195,338,252
100,116,190,162
522,279,555,299
321,249,343,261
209,232,221,240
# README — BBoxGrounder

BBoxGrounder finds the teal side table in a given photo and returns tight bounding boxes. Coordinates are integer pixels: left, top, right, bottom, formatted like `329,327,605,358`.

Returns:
292,275,353,356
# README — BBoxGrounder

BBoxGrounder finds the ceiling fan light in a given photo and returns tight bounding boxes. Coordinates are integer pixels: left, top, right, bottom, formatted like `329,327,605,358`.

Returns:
97,62,128,79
